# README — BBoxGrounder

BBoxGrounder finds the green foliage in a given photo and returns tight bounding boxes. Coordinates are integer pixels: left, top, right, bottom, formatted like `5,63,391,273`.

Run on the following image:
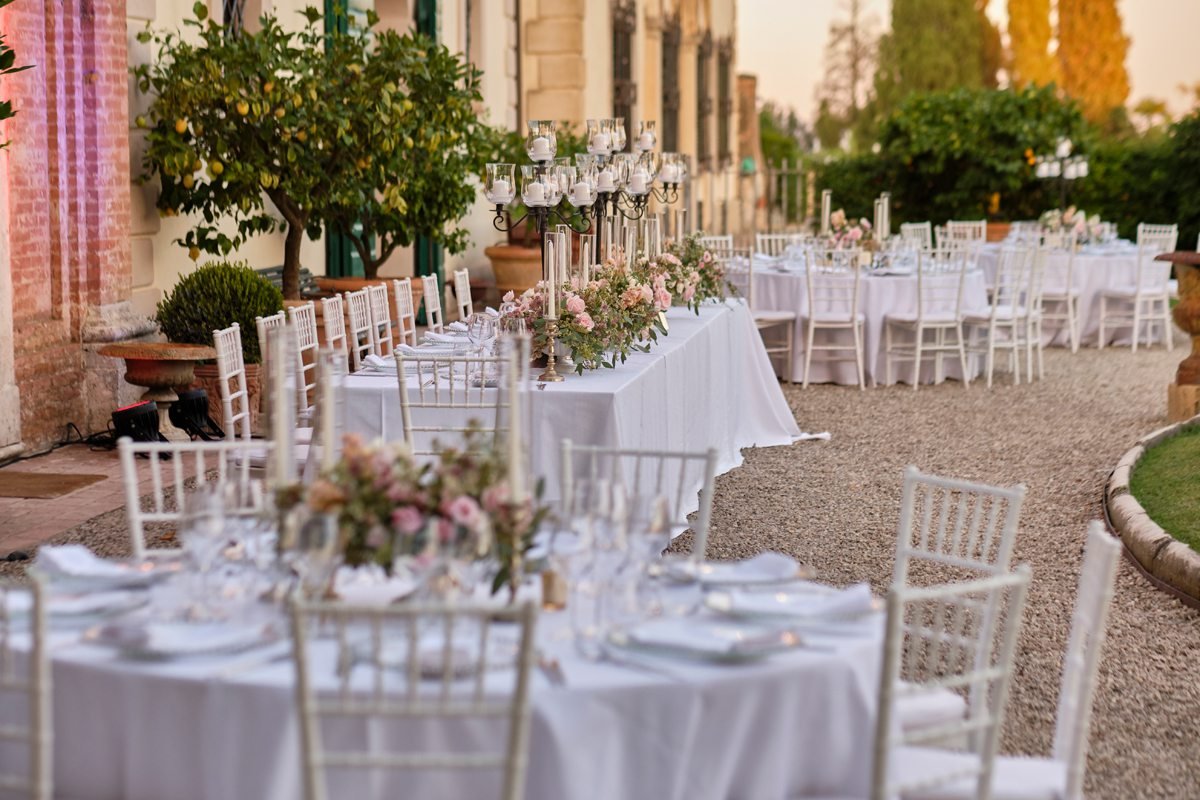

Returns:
0,0,34,149
155,261,283,364
809,153,894,226
878,85,1086,223
1130,427,1200,554
760,103,811,223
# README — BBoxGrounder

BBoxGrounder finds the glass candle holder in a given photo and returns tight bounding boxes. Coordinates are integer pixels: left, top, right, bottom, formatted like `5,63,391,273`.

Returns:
521,165,552,207
526,120,557,163
585,119,614,156
611,118,628,152
658,153,681,185
635,120,657,153
485,163,516,205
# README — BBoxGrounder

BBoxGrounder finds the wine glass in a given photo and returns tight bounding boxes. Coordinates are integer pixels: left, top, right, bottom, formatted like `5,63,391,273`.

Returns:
466,313,498,355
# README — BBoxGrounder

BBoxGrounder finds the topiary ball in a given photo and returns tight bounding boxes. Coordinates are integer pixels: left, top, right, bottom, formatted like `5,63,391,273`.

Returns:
155,261,284,364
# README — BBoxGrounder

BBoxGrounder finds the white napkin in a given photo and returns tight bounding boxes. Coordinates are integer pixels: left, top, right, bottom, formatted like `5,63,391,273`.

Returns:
484,307,500,318
447,321,469,333
624,618,792,656
93,621,267,656
5,590,134,616
38,545,129,578
334,565,417,606
423,332,461,344
362,354,395,370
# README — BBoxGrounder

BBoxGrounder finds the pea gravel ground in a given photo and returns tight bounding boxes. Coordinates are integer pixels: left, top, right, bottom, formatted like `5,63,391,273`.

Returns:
13,342,1199,799
678,343,1200,800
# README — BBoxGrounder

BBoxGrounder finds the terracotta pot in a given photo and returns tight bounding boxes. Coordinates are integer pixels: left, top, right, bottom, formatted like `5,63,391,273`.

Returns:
192,362,263,436
986,222,1012,242
486,244,543,298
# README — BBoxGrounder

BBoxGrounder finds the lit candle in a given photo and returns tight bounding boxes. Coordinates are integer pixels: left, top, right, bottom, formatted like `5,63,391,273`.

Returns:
597,168,615,191
660,164,679,184
628,171,647,194
638,132,654,151
491,178,512,202
525,181,545,204
821,189,832,236
531,136,551,159
590,132,610,152
581,240,591,284
546,239,557,319
571,182,591,205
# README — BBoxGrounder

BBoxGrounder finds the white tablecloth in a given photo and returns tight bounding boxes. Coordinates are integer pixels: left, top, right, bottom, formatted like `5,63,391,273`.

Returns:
753,268,990,386
43,596,883,800
977,242,1153,347
343,301,803,512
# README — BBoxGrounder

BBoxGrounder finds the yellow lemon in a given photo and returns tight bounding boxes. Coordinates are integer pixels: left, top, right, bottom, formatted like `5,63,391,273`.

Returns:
188,246,200,261
192,159,202,172
296,130,308,143
263,81,274,94
236,101,249,116
182,174,194,189
210,160,224,176
174,118,188,134
275,107,286,119
135,115,147,128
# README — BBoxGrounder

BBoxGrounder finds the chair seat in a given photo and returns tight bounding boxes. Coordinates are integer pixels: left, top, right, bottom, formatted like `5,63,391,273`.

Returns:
964,305,1028,322
1041,287,1079,299
804,311,865,324
755,309,797,324
885,310,961,325
896,687,966,732
897,748,1068,800
1100,286,1167,300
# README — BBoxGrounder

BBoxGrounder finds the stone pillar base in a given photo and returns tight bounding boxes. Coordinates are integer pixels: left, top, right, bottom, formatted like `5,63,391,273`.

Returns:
1167,383,1200,423
81,302,160,434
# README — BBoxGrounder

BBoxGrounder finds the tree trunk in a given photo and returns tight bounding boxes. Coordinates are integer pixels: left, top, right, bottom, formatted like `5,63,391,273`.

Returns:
282,221,304,300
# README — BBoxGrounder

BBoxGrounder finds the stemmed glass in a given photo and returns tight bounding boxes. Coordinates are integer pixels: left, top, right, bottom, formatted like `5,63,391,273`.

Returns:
566,479,630,659
466,312,498,355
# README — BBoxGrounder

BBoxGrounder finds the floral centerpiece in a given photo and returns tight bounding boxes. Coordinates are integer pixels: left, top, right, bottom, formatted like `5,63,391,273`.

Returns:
1039,206,1104,243
501,249,670,374
827,209,873,250
305,430,549,595
657,233,732,313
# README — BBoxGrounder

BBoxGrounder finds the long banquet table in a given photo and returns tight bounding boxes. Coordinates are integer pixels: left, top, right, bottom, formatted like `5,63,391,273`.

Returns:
343,300,803,513
41,587,884,800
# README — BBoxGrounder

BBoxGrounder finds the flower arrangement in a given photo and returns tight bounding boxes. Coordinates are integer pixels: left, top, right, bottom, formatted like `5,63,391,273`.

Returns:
502,249,669,374
1039,206,1104,243
305,429,548,595
658,233,731,313
827,208,873,249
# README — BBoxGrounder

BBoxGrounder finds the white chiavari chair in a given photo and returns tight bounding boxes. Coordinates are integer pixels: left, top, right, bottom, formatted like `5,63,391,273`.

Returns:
722,248,796,383
964,245,1033,388
291,599,538,800
392,277,418,348
884,248,972,389
117,436,271,560
453,268,474,320
698,234,734,260
1018,241,1048,382
422,274,445,334
755,233,792,257
1038,231,1080,353
0,575,51,800
394,345,518,457
366,283,394,358
287,301,320,422
1098,223,1177,352
344,289,375,372
804,248,865,389
900,222,933,250
300,348,349,484
255,310,287,380
320,294,349,367
945,219,987,247
213,322,253,442
560,440,720,560
905,522,1119,800
867,568,1031,800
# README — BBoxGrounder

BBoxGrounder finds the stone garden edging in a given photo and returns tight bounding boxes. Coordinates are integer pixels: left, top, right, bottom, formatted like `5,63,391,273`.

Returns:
1104,415,1200,606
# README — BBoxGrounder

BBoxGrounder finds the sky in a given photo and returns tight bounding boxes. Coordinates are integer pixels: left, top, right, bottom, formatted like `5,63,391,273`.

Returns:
737,0,1200,121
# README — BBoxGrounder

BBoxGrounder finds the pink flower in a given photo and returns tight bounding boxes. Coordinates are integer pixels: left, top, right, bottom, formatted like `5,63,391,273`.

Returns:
848,227,863,241
640,284,653,304
391,505,424,536
621,286,643,308
860,218,872,230
702,251,713,264
482,483,510,514
654,287,671,310
576,312,595,331
683,285,696,302
307,479,346,513
502,290,515,303
689,270,700,284
445,495,482,529
366,526,388,549
566,295,586,314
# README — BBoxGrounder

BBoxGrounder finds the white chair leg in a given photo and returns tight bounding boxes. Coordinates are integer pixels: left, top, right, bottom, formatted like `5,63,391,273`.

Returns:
985,328,995,390
853,321,865,391
956,323,970,388
1132,301,1141,353
785,322,796,384
1098,296,1107,350
1068,297,1079,353
911,326,923,391
885,323,894,387
802,321,814,389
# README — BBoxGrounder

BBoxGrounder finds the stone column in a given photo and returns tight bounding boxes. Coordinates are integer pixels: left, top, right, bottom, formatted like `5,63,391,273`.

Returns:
0,141,22,460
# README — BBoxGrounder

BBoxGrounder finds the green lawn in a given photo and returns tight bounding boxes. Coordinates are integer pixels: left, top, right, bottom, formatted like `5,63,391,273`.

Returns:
1130,427,1200,552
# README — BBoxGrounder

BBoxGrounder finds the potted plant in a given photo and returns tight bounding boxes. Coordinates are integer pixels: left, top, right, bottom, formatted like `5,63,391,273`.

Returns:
155,261,283,434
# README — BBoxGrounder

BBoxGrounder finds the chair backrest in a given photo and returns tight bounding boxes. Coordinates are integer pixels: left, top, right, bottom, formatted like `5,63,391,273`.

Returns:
392,278,418,348
872,567,1032,800
718,248,755,310
213,322,252,442
914,248,969,322
894,465,1026,586
320,295,348,365
301,348,349,483
1034,233,1075,299
343,289,375,372
946,219,987,244
422,274,445,334
453,268,473,320
755,233,792,257
117,436,270,560
698,234,735,260
366,283,394,358
806,248,862,324
394,346,518,457
1135,223,1178,293
986,246,1033,318
560,440,720,560
287,301,320,415
291,599,537,800
1053,522,1121,800
0,576,51,800
900,222,933,250
255,311,287,378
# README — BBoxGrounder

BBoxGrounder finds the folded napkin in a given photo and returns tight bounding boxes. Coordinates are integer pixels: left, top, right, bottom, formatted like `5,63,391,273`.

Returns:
484,307,500,318
424,332,462,344
38,545,129,578
446,321,469,333
712,582,878,621
334,565,417,606
362,354,395,370
624,618,793,657
5,590,134,616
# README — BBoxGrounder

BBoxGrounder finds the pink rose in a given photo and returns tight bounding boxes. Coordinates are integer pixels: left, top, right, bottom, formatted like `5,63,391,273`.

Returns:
502,290,515,303
848,227,863,241
445,495,482,529
702,251,713,264
654,288,671,310
689,270,700,283
566,295,586,314
576,312,595,331
683,285,696,302
391,505,424,536
482,483,510,514
621,286,643,308
640,284,653,304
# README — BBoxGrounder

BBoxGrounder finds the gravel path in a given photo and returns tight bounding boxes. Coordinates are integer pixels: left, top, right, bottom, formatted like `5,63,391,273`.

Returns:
16,342,1198,798
683,343,1200,799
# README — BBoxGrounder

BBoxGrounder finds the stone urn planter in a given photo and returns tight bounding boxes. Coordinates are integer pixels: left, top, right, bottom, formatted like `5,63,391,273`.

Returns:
986,222,1012,242
97,342,216,441
192,362,263,436
486,244,542,298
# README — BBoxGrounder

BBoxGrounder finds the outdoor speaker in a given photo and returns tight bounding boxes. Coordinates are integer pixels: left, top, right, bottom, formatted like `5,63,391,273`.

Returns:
111,400,165,444
169,388,225,441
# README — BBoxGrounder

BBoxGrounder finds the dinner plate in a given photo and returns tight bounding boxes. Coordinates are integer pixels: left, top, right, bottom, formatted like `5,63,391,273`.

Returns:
5,589,149,621
704,583,881,622
609,617,804,664
664,552,814,586
83,621,280,661
34,545,180,591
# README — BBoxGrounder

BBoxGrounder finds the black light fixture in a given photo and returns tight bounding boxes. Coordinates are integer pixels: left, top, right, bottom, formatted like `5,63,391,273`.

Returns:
111,400,165,444
168,388,225,441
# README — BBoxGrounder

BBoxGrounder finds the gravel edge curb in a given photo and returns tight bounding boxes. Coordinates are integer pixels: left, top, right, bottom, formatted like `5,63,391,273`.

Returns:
1105,415,1200,605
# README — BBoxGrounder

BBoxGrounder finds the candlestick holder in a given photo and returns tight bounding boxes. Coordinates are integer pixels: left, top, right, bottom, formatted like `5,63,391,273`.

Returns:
538,318,566,382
